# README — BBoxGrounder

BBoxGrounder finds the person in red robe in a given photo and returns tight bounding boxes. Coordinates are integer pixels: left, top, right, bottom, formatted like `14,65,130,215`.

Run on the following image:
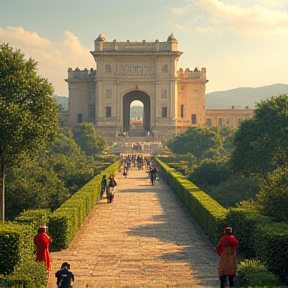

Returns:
34,225,52,273
215,227,238,288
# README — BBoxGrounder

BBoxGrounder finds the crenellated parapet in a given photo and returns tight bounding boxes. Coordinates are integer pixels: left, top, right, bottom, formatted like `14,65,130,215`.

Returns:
66,67,96,82
93,33,179,53
177,67,207,81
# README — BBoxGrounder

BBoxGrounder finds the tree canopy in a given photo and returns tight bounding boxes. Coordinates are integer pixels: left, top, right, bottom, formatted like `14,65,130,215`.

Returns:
0,43,59,220
72,123,108,156
231,94,288,176
0,44,59,173
167,127,221,159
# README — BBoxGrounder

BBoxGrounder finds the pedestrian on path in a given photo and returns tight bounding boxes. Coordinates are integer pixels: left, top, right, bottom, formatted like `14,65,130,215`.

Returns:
34,225,52,274
215,227,238,288
55,262,74,288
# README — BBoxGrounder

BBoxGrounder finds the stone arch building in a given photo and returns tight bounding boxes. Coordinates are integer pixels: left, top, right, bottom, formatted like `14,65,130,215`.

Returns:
66,33,208,140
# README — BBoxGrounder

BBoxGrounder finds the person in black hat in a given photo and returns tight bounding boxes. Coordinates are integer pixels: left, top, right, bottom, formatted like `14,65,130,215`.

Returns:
55,262,74,288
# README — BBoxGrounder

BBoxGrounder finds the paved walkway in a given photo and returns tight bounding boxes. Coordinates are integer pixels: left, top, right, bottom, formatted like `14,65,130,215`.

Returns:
47,168,220,288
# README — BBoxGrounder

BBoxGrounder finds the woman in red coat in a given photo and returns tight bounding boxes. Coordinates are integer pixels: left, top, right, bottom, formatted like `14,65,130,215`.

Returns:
34,225,52,273
215,227,238,288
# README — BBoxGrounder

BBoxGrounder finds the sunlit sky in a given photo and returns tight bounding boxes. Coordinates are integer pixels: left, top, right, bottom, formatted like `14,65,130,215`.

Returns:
1,0,288,98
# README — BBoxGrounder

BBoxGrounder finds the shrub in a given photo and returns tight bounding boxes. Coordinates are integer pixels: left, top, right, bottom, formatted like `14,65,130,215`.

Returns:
237,259,278,288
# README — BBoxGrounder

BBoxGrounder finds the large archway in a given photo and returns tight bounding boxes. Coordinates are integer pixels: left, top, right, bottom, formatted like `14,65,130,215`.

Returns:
123,90,150,132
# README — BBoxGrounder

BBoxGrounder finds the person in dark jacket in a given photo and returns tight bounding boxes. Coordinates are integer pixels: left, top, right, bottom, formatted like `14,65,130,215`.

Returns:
55,262,74,288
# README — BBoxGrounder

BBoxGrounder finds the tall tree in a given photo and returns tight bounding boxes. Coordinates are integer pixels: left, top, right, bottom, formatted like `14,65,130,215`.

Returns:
72,123,108,156
0,44,59,221
167,127,221,159
231,94,288,177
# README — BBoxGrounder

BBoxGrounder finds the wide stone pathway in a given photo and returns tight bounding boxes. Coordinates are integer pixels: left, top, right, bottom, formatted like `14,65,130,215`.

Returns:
47,168,220,288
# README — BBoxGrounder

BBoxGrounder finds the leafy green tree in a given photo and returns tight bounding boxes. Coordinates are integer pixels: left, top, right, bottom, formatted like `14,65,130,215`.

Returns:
188,157,232,187
231,94,288,177
5,159,69,220
0,44,59,220
255,167,288,222
207,174,260,208
167,127,221,159
72,123,108,156
42,128,94,194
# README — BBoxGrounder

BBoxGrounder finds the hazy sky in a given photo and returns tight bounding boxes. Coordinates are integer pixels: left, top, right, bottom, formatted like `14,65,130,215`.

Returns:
1,0,288,97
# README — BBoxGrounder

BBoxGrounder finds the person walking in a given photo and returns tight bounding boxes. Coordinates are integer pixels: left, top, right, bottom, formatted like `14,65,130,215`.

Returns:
34,225,52,274
55,262,74,288
215,227,238,288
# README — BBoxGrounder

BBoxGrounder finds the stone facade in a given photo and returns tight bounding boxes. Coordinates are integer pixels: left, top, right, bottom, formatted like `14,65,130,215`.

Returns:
66,34,255,140
205,106,254,128
66,34,207,140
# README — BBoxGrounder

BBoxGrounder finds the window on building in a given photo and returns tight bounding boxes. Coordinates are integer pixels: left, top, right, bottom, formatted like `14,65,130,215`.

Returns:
162,89,167,99
162,64,168,74
162,107,167,118
206,118,211,127
77,113,82,123
191,114,197,124
105,64,111,73
226,118,230,125
106,107,111,117
180,105,184,118
89,105,95,118
106,89,112,98
218,118,223,126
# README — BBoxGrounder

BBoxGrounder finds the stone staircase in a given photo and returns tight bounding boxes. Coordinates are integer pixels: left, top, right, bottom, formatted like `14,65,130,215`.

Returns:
127,126,147,137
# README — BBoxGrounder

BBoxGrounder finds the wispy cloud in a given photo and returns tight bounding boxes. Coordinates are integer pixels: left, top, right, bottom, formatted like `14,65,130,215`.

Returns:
195,0,288,37
0,27,95,96
168,4,191,15
168,0,288,38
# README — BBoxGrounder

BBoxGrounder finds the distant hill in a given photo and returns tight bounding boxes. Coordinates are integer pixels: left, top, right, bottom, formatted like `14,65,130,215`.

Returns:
205,83,288,109
52,83,288,112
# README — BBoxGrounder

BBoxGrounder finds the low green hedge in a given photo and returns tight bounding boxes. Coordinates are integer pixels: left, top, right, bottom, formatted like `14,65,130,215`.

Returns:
227,208,271,258
254,222,288,283
155,157,227,245
156,157,288,285
0,223,23,275
49,161,119,250
0,160,119,285
0,221,47,287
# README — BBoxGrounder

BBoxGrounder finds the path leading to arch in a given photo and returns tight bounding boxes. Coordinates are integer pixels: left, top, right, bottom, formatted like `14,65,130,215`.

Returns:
47,168,220,288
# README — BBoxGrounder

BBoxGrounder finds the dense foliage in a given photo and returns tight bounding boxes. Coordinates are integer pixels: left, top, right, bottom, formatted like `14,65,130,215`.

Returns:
167,127,222,158
73,123,108,156
0,44,59,221
5,127,117,220
231,94,288,177
0,44,59,177
253,167,288,222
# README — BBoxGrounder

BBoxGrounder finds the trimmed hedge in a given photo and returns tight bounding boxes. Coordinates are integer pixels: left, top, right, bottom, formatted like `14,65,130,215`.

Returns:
155,157,227,245
0,222,47,288
226,208,271,258
48,161,119,250
157,157,288,285
0,160,119,285
254,222,288,283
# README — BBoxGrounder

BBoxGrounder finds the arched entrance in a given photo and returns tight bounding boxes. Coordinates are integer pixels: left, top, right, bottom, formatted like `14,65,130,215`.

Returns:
123,90,150,132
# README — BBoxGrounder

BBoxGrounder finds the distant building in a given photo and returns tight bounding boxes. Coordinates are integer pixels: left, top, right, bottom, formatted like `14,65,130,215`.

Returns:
66,34,253,140
205,106,254,128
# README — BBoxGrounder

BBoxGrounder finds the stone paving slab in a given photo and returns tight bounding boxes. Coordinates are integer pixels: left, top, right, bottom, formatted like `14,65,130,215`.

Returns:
47,168,220,288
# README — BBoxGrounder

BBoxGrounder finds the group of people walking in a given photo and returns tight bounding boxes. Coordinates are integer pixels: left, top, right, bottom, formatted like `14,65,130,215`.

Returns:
100,174,117,203
34,224,239,288
33,157,239,288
